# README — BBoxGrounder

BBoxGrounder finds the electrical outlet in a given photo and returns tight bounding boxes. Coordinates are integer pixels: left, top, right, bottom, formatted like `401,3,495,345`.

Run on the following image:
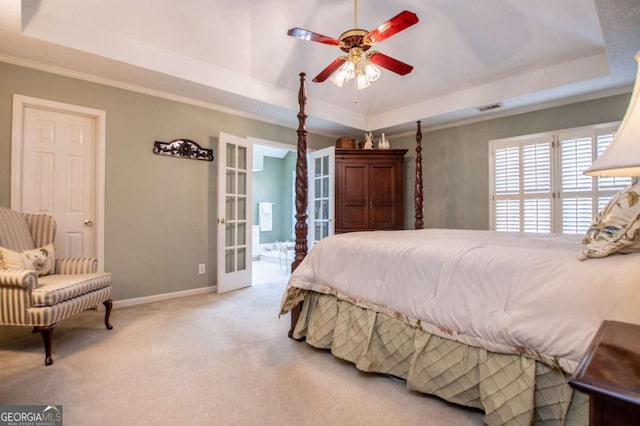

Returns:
198,264,206,275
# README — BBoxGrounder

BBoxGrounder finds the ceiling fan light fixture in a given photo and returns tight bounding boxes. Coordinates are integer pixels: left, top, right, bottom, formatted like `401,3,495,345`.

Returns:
356,69,372,90
287,3,418,89
364,60,381,82
330,71,347,87
330,60,355,87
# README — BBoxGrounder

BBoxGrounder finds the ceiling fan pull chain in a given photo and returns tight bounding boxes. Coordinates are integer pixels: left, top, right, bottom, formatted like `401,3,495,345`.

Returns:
353,77,358,103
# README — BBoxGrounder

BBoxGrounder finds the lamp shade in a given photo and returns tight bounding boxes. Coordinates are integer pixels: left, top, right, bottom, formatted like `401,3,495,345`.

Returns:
584,51,640,177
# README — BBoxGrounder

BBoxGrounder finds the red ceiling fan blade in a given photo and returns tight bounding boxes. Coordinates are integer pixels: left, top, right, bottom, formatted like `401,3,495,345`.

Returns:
287,28,340,46
365,11,419,46
313,57,347,82
368,51,413,75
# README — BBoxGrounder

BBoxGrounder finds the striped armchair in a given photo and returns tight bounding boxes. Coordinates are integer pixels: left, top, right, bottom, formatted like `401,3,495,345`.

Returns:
0,207,112,365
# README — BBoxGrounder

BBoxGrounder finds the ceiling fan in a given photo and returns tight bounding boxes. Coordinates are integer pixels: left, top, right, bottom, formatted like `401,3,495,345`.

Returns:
287,0,419,90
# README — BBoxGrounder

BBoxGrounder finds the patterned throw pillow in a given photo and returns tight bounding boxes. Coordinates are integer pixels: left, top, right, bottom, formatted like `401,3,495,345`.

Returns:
0,244,56,276
579,181,640,260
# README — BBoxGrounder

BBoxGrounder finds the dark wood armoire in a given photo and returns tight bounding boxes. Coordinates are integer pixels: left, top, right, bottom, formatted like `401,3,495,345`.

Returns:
334,149,407,233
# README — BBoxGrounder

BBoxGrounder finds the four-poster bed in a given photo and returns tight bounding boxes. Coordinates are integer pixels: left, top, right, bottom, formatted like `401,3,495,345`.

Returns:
281,73,640,425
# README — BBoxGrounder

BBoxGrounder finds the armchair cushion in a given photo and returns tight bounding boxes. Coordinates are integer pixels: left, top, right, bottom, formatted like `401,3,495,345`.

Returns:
0,244,55,276
32,272,112,307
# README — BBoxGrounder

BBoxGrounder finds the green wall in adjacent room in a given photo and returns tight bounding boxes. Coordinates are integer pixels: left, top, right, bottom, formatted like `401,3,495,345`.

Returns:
252,155,295,244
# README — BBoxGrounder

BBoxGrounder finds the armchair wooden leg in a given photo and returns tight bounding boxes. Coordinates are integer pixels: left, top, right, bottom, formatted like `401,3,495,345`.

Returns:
103,299,113,330
35,324,56,366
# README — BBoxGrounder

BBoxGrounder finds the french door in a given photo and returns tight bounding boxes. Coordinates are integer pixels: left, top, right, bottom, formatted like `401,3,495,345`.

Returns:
217,132,253,293
308,146,335,247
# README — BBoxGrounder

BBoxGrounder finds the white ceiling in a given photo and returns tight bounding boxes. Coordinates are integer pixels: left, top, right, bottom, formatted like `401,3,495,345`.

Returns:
1,0,639,138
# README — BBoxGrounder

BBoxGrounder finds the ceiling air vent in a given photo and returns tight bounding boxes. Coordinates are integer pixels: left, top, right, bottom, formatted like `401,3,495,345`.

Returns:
477,102,503,112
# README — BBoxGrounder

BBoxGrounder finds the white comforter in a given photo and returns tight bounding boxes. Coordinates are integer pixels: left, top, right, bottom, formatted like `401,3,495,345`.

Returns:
285,229,640,373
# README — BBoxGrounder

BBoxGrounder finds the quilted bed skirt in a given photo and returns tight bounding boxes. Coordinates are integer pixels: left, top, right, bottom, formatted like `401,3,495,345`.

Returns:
290,291,589,426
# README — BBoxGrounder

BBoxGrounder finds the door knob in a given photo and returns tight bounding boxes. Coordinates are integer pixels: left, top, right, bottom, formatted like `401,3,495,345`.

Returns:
84,220,93,227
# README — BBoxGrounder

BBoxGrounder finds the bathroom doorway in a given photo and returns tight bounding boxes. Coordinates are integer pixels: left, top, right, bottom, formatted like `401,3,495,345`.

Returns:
250,138,296,286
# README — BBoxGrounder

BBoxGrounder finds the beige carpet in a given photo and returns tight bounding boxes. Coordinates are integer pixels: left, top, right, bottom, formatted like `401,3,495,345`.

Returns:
0,282,483,425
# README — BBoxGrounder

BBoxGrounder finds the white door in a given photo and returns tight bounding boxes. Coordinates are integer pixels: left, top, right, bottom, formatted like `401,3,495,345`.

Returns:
11,96,106,267
308,146,335,247
217,132,253,293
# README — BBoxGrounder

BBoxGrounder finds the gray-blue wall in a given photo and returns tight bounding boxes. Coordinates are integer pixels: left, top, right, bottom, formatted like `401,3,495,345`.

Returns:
252,155,295,244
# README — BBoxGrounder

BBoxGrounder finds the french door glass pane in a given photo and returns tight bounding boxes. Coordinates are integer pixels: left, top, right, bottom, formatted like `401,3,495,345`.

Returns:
237,223,246,245
226,145,236,167
237,197,246,220
237,248,246,271
238,147,246,170
237,172,246,195
226,196,235,220
225,249,235,273
226,170,235,194
225,223,235,246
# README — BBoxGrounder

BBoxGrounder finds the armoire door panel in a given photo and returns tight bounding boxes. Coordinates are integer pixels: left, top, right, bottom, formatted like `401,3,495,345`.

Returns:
369,165,395,203
343,165,367,203
343,206,367,227
371,206,395,227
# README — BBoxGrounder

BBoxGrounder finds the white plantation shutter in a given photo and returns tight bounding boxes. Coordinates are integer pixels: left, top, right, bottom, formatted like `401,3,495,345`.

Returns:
494,146,520,231
524,198,551,232
523,141,551,232
558,131,593,234
490,122,623,234
491,137,552,231
495,199,520,231
494,147,519,194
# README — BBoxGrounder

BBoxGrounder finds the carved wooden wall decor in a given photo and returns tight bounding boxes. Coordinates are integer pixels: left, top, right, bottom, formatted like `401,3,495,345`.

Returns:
153,139,214,161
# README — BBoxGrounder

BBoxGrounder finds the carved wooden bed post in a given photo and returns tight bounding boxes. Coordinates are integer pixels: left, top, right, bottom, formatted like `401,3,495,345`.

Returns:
289,72,308,338
414,120,424,229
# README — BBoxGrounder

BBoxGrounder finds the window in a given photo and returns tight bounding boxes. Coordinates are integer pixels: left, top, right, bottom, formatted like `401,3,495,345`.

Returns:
489,123,630,234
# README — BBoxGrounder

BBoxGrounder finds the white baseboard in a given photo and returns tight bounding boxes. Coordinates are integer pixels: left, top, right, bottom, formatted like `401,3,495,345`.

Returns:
113,286,217,309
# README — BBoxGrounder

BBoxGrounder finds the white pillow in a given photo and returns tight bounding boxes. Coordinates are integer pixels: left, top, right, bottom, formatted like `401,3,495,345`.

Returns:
579,181,640,260
0,244,56,276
